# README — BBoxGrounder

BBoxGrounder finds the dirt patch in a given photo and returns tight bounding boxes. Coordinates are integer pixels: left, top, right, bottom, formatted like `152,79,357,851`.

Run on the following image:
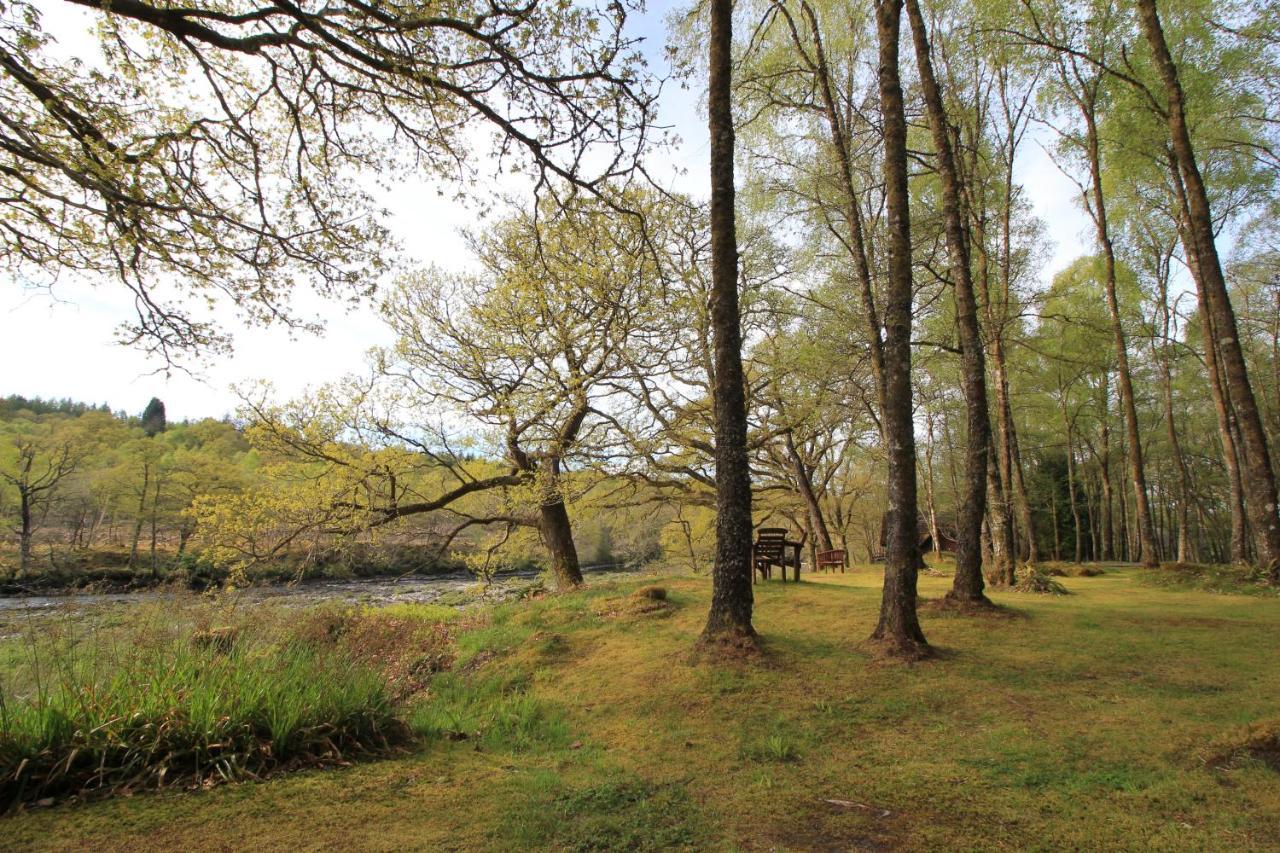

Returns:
752,798,905,851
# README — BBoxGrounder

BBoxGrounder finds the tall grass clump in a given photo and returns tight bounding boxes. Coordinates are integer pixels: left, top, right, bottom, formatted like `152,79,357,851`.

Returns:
0,602,405,809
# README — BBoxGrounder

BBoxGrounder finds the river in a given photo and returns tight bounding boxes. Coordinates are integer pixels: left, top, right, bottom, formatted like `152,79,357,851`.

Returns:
0,563,641,617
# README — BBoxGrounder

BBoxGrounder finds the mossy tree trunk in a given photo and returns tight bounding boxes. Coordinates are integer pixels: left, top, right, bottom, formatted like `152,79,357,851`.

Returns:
700,0,756,648
870,0,928,658
539,495,583,590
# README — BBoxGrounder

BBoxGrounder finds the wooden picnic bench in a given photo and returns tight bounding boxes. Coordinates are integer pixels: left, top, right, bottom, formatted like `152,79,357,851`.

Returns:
753,527,803,583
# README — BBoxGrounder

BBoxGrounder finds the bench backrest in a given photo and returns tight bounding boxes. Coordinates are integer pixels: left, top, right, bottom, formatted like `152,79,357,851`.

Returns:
754,527,790,560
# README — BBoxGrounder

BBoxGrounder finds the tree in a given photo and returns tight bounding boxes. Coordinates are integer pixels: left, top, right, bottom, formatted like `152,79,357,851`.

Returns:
0,416,88,575
699,0,757,649
380,203,671,589
201,196,684,589
1039,3,1161,568
869,0,928,658
141,398,167,438
1134,0,1280,578
904,0,991,604
3,0,657,360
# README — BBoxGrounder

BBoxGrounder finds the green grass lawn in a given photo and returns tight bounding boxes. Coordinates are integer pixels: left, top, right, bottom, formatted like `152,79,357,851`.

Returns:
4,566,1280,851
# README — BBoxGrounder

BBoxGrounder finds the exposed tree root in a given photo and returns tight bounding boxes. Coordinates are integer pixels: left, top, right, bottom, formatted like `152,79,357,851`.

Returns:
920,595,1021,618
863,633,934,664
693,626,762,663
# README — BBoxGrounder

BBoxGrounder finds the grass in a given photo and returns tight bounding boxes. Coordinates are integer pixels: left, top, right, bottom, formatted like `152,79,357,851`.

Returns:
0,601,405,808
2,566,1279,850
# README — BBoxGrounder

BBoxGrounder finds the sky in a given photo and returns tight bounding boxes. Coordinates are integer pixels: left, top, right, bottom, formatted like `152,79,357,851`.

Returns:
0,1,1089,422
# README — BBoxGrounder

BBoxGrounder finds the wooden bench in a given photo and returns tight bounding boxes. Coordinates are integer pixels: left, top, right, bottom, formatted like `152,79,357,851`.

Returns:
753,527,802,583
815,549,847,573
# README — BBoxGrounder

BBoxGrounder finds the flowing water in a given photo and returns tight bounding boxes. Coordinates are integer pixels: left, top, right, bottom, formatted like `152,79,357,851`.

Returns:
0,563,638,623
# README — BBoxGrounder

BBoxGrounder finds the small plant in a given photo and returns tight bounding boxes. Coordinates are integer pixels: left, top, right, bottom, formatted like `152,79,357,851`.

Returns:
765,732,797,762
741,727,799,763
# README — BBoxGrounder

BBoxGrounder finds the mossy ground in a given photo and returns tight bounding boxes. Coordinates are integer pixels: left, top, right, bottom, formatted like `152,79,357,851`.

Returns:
5,566,1280,851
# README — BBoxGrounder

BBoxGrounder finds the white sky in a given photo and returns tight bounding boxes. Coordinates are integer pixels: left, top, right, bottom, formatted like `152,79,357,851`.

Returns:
0,1,1089,422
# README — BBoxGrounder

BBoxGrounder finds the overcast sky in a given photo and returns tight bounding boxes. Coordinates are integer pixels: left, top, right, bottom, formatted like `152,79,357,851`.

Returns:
1,1,1089,422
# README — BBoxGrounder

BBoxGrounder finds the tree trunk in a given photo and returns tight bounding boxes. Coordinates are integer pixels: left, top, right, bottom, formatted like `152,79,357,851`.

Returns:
538,496,584,590
987,334,1036,564
987,433,1016,585
700,0,756,647
86,505,107,549
981,516,993,569
1171,171,1249,565
786,434,834,552
1005,400,1038,564
1080,107,1160,568
128,462,150,569
150,472,162,577
18,489,32,577
920,407,942,560
1096,375,1115,561
870,0,928,657
1118,428,1131,561
1139,0,1280,578
1061,397,1084,564
177,522,194,556
1099,456,1114,562
1157,271,1194,564
985,108,1038,566
1085,476,1099,561
1049,486,1061,562
905,0,990,604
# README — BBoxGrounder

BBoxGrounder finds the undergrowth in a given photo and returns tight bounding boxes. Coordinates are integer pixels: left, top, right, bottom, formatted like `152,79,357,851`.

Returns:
1139,562,1280,597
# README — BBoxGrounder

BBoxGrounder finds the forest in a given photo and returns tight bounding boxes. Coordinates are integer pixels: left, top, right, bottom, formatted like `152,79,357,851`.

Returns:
2,0,1280,846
